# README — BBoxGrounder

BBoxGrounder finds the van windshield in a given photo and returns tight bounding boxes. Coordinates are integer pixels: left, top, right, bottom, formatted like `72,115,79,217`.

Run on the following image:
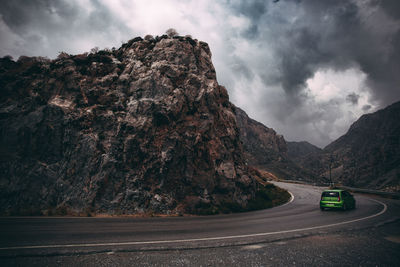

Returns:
322,191,339,197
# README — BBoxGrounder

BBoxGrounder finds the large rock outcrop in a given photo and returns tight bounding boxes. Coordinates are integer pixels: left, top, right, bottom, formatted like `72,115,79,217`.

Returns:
0,35,261,215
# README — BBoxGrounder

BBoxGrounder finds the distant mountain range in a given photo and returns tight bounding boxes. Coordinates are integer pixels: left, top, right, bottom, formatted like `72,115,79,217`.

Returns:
235,107,318,183
321,101,400,191
237,101,400,192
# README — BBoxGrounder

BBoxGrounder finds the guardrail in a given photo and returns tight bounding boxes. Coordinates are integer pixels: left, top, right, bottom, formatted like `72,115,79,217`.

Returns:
275,179,400,199
336,186,400,199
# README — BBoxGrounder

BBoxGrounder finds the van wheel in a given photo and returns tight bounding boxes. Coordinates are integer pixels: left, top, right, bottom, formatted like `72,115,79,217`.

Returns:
320,207,325,211
342,204,347,211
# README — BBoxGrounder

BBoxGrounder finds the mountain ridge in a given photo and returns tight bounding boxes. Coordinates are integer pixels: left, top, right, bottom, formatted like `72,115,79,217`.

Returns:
237,100,400,192
283,101,400,191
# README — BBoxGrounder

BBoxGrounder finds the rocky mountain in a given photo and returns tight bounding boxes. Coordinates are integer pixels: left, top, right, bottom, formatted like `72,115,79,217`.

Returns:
322,101,400,191
284,101,400,191
235,107,286,166
287,141,322,160
236,99,400,192
235,107,317,182
0,35,290,216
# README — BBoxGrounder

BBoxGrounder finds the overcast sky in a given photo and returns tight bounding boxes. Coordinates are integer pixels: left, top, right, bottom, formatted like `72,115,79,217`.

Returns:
1,0,399,147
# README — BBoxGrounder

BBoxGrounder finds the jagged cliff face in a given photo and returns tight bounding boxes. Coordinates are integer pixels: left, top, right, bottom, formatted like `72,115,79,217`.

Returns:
235,107,317,182
0,36,257,215
287,141,322,160
323,101,400,191
235,107,287,165
284,102,400,191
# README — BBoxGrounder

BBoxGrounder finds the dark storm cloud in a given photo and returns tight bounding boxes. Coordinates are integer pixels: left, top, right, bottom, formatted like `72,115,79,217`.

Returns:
0,0,131,58
346,93,360,105
229,0,400,107
277,28,326,94
230,56,254,80
0,0,399,147
229,0,267,38
232,0,267,23
362,104,372,112
1,0,79,35
223,0,400,146
380,0,400,19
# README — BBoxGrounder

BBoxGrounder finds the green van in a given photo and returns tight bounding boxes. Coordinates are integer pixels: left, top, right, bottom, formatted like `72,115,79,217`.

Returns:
320,189,356,211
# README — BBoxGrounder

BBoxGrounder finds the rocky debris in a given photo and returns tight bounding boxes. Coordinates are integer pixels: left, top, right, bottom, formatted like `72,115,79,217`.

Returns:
0,35,266,216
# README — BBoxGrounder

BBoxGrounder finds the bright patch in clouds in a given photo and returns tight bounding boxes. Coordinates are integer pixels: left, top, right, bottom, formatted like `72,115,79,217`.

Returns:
306,67,375,119
297,67,377,146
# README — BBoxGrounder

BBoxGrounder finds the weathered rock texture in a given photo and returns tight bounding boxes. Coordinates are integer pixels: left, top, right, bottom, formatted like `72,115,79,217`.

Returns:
286,101,400,192
287,141,322,161
0,36,261,215
322,101,400,191
237,99,400,192
235,107,316,182
235,107,287,164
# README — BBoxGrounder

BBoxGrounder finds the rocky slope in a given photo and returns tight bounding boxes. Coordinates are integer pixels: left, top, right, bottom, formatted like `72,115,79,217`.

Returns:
0,35,271,216
235,108,317,182
285,101,400,191
236,99,400,192
287,141,322,161
322,101,400,191
235,107,286,166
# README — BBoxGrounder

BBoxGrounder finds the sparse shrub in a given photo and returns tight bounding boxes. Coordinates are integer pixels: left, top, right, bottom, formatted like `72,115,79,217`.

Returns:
90,46,99,54
218,201,244,213
35,56,50,63
55,205,68,215
195,202,219,215
17,55,32,62
144,34,154,41
121,37,143,49
2,55,13,61
247,183,291,211
166,28,178,38
57,51,70,59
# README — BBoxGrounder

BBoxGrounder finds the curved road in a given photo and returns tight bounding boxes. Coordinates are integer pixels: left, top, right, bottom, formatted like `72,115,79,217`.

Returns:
0,182,396,257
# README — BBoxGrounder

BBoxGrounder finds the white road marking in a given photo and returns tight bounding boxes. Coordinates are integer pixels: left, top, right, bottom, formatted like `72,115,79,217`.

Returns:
279,190,294,207
242,245,264,250
0,198,387,251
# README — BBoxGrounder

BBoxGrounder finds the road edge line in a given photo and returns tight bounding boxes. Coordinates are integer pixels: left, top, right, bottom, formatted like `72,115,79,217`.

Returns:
0,196,386,251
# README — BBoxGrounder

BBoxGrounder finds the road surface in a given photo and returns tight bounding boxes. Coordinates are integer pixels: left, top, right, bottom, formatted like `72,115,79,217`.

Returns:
1,182,399,266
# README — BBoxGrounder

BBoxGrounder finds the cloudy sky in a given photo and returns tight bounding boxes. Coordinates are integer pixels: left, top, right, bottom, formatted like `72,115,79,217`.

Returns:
1,0,399,147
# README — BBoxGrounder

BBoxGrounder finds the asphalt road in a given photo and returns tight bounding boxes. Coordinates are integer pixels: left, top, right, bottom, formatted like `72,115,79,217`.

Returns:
1,182,399,266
